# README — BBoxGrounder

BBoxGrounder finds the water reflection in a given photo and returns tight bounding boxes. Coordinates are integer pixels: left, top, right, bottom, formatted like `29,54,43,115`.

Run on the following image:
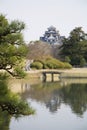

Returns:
61,84,87,116
9,78,87,130
20,80,87,116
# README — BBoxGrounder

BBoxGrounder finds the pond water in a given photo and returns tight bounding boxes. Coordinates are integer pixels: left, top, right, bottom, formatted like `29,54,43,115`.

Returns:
8,78,87,130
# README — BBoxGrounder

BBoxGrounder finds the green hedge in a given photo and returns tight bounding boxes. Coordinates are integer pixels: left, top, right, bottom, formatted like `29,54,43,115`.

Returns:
31,57,72,69
63,62,72,69
30,61,43,69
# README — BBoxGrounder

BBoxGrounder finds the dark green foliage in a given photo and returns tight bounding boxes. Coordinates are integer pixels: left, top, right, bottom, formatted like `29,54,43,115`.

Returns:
61,27,87,66
0,14,28,77
65,56,71,63
80,57,86,67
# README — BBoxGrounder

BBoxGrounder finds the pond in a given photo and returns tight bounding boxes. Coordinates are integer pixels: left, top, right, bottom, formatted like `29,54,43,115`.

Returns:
9,78,87,130
1,78,87,130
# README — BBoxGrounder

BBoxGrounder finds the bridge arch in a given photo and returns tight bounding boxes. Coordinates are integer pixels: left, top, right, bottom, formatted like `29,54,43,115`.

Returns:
42,71,62,82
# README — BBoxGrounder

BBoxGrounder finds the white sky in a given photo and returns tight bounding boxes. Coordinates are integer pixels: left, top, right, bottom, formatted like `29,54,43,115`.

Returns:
0,0,87,42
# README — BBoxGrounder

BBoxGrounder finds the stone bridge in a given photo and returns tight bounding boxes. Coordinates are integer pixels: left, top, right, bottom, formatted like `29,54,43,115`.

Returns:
41,70,62,82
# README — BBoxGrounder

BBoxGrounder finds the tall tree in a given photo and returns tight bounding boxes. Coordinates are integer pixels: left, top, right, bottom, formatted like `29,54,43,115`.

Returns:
61,27,87,65
0,14,27,77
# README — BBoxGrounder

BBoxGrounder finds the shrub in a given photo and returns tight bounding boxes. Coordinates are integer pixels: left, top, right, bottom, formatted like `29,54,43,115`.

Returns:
43,64,49,69
42,57,65,69
30,62,43,69
65,56,71,63
63,62,72,69
80,57,86,67
31,57,72,70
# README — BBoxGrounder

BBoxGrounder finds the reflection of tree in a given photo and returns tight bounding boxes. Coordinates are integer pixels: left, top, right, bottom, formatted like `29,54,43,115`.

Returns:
21,82,87,116
61,84,87,116
46,95,61,113
21,82,62,113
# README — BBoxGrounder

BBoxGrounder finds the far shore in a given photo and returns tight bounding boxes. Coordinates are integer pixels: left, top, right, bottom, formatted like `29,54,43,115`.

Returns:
1,68,87,93
26,68,87,79
1,68,87,79
27,68,87,74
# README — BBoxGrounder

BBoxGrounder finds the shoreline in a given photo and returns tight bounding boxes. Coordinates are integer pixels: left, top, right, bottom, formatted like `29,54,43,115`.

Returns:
1,68,87,79
3,68,87,93
26,68,87,78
